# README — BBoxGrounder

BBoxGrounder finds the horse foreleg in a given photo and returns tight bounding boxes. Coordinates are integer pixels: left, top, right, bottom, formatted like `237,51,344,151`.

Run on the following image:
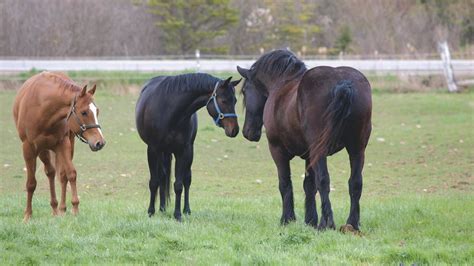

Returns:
269,144,295,224
314,157,335,230
39,150,58,216
182,151,192,215
22,142,37,222
174,147,193,222
56,138,79,215
303,160,318,228
58,166,68,215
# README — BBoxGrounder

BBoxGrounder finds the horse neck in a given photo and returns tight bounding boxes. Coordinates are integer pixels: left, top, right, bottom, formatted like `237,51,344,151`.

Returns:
170,81,218,124
44,88,78,126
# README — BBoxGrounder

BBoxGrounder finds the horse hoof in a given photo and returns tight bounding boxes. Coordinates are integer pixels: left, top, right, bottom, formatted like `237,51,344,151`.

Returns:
174,214,182,222
280,216,296,225
22,215,31,223
183,209,191,215
339,224,361,236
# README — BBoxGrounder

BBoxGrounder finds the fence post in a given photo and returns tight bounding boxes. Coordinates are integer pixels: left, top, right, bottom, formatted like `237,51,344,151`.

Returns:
438,41,458,92
195,49,200,72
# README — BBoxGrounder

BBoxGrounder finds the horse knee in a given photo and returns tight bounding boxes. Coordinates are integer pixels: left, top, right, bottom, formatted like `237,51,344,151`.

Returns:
45,167,56,179
26,180,37,192
279,178,291,192
349,175,363,193
66,169,77,183
71,198,80,207
174,182,183,194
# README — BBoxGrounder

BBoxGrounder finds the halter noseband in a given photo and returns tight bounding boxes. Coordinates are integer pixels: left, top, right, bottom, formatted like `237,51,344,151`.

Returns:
66,95,101,144
206,82,237,126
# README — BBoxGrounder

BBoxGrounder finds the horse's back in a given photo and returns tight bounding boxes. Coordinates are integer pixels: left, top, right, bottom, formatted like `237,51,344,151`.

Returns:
298,66,371,115
13,71,72,141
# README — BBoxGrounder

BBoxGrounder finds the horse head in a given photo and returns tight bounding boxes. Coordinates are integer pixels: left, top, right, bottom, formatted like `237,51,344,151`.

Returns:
206,76,241,138
67,84,106,151
237,66,266,142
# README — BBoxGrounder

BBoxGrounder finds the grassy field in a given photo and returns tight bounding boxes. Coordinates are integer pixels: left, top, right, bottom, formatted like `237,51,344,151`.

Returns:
0,72,473,264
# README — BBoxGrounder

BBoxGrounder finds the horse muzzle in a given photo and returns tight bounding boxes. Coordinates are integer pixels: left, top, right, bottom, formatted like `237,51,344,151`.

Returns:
243,128,261,142
89,139,106,152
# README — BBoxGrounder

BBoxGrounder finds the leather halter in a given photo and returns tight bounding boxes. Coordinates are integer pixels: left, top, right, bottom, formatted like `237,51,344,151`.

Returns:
66,95,101,144
206,82,237,126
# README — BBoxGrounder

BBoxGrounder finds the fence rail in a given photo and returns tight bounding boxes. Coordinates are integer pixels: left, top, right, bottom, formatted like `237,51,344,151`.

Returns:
0,59,473,74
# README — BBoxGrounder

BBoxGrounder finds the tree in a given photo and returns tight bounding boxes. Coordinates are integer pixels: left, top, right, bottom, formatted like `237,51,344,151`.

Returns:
334,25,352,54
147,0,238,54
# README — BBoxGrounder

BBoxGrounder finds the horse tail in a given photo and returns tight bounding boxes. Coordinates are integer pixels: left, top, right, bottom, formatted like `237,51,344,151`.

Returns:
162,152,172,203
309,80,354,168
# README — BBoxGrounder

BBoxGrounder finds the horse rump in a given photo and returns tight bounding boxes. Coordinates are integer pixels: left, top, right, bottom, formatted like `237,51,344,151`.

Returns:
308,80,354,168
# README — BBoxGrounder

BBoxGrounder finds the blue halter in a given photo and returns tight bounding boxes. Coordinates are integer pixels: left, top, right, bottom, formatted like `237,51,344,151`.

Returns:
206,82,237,126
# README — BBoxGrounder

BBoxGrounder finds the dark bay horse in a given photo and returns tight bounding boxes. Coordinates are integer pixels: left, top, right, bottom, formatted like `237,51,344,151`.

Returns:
237,50,372,233
135,73,240,221
13,72,106,222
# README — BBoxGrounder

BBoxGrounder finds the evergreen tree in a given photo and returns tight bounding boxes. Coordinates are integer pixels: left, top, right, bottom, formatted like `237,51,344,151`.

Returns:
148,0,238,54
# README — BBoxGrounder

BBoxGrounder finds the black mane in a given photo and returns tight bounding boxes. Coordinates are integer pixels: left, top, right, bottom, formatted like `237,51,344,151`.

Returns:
250,49,307,81
143,73,220,95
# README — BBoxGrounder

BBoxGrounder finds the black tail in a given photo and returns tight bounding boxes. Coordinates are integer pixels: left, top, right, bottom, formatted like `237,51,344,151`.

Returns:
309,80,354,168
161,152,172,204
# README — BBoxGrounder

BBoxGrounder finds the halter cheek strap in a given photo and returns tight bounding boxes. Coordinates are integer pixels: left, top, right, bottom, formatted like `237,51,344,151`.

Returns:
206,82,238,126
66,96,101,144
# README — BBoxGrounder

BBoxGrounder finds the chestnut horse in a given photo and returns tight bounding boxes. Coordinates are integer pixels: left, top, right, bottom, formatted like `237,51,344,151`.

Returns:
13,72,106,222
237,50,372,233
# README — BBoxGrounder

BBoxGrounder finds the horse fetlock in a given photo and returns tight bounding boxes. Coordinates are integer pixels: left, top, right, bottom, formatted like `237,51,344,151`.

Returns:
280,213,296,225
174,211,182,222
23,212,32,223
50,199,58,209
318,215,336,230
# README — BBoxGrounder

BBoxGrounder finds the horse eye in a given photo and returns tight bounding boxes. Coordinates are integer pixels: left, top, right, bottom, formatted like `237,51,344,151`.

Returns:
81,111,87,116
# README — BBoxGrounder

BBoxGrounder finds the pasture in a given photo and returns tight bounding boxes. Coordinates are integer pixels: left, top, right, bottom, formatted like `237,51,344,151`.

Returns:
0,72,473,264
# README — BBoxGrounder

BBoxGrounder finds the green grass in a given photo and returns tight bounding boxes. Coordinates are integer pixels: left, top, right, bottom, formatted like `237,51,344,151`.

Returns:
0,80,473,264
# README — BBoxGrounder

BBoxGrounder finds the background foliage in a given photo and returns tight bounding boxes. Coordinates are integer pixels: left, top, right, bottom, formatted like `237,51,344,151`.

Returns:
1,0,473,57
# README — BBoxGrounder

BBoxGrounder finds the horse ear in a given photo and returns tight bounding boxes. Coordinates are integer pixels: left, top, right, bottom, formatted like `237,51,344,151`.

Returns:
88,84,97,95
237,66,249,79
80,85,87,96
222,76,232,87
231,78,242,87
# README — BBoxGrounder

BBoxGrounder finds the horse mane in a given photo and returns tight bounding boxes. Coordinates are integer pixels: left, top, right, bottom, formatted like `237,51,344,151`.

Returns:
249,49,307,85
152,73,220,95
41,71,81,92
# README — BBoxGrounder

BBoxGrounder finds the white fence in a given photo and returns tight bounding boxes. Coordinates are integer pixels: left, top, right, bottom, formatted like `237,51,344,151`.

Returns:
0,59,473,74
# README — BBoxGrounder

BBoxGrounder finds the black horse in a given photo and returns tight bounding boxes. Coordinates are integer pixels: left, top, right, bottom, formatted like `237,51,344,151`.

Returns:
237,50,372,233
135,73,241,221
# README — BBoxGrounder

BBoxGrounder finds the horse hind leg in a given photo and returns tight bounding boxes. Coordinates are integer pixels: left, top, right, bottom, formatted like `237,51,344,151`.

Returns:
174,146,193,222
314,157,335,230
39,150,58,216
303,160,318,227
182,149,192,215
147,146,160,217
159,152,172,213
340,149,365,234
22,142,38,222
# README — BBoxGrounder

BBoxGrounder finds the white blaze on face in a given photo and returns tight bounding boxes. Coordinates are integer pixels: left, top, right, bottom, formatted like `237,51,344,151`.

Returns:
89,103,103,137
